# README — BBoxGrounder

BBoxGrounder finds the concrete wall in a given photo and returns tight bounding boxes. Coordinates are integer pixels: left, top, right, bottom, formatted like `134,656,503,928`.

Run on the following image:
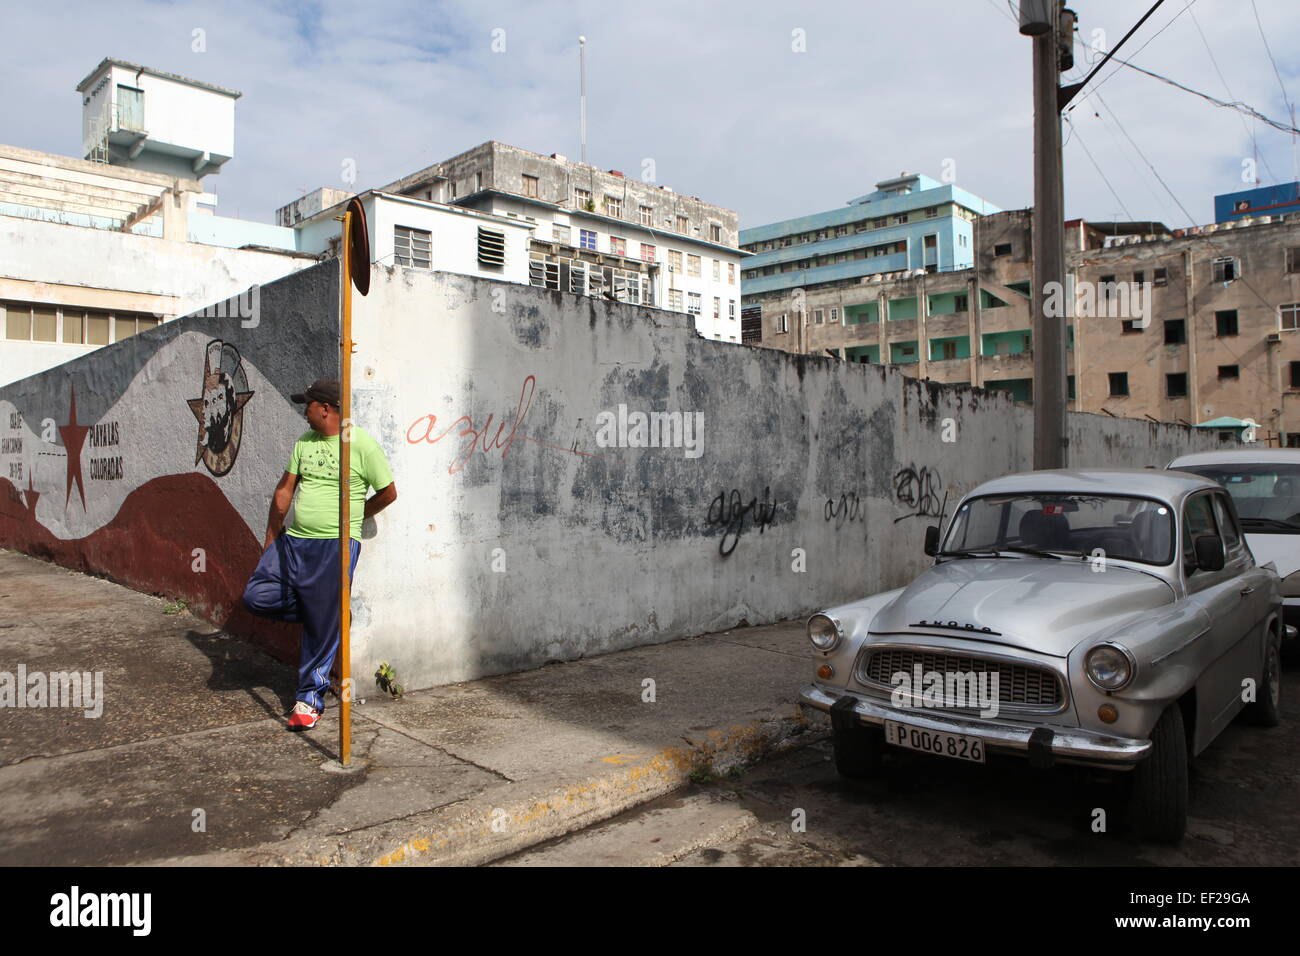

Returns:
0,263,338,661
0,261,1224,692
345,268,1224,690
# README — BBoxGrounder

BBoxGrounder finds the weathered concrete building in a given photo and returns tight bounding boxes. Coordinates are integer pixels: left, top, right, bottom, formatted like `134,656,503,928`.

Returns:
745,204,1300,445
382,142,746,342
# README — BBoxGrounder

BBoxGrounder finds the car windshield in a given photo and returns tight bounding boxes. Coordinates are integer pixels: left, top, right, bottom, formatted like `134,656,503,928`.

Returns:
942,493,1175,565
1172,463,1300,531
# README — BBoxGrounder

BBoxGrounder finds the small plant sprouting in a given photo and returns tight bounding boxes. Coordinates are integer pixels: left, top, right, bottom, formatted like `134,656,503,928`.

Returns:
163,599,187,615
375,661,404,699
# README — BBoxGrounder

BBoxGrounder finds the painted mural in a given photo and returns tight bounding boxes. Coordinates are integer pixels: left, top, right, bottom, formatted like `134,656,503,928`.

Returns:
0,263,338,661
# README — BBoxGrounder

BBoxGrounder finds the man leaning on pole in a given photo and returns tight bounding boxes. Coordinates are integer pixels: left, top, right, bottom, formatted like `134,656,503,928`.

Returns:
242,378,397,730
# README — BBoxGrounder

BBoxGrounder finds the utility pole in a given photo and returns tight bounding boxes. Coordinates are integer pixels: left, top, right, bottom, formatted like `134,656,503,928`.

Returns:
1021,1,1069,470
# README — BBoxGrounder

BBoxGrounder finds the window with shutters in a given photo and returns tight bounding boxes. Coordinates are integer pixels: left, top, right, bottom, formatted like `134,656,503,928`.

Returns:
477,227,506,267
1213,257,1237,282
529,257,560,290
710,223,722,242
568,261,587,295
676,215,689,233
394,226,431,269
522,175,539,198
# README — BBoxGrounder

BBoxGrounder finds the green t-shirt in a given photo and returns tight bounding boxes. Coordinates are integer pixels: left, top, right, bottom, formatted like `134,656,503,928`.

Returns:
285,426,395,541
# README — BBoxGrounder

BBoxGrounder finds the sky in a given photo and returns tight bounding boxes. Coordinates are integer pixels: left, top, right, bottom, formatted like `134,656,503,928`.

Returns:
2,0,1299,231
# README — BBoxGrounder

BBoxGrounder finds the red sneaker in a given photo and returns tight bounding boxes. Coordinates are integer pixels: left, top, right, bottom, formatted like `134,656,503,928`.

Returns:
287,701,320,731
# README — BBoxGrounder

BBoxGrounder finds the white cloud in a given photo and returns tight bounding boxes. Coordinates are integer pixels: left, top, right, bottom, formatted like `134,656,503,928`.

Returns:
1,0,1297,228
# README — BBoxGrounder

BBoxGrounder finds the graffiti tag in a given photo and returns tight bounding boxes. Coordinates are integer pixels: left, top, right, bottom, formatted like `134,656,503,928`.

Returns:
893,465,946,524
706,487,777,557
824,491,865,530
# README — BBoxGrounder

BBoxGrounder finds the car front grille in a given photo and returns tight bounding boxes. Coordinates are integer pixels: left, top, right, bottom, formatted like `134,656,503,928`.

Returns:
859,647,1065,711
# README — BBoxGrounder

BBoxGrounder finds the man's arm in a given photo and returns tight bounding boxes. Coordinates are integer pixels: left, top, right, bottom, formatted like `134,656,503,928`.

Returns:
264,471,299,550
364,482,397,519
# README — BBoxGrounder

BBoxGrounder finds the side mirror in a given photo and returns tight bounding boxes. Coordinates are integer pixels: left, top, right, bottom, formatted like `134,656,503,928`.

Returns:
924,525,941,557
1194,534,1225,572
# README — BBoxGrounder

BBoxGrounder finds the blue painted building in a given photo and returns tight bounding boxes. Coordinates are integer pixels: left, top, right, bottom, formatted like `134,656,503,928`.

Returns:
1214,181,1300,223
739,173,1000,296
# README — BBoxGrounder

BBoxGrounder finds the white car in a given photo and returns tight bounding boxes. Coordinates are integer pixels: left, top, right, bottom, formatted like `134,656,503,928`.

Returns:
1168,449,1300,643
800,469,1284,842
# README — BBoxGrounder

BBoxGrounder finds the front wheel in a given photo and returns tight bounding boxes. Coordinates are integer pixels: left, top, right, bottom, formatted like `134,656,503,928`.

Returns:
1128,704,1188,843
1243,628,1282,727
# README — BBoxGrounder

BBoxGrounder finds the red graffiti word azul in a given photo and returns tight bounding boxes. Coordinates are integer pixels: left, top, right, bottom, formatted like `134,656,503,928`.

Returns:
406,375,595,474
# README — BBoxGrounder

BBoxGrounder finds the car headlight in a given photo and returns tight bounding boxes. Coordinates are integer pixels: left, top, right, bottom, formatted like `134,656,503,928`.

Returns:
1085,643,1135,691
807,614,842,652
1282,571,1300,598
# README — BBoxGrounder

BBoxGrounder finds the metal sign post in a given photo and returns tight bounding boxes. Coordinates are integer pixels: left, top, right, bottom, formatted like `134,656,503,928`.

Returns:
336,197,369,767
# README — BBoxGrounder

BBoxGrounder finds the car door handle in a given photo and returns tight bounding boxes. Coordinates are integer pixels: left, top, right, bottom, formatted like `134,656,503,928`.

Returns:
1240,586,1255,597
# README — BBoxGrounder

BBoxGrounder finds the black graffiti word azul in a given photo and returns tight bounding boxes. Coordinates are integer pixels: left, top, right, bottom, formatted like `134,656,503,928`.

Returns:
706,487,777,557
893,465,946,524
824,491,865,529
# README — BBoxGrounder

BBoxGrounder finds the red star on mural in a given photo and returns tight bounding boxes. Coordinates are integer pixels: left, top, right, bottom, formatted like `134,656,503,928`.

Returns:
23,474,40,519
58,384,90,511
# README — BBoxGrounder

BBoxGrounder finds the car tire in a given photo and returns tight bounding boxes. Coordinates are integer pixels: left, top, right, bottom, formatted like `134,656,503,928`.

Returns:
1243,628,1282,728
832,725,883,779
1128,704,1188,844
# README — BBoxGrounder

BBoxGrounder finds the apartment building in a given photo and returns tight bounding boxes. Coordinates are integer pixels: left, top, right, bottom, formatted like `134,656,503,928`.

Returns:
745,203,1300,444
739,172,1002,337
383,142,746,341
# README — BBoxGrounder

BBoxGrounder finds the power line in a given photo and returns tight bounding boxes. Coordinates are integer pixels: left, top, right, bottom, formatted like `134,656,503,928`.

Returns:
1250,0,1295,117
1078,50,1300,136
1084,0,1194,100
1093,91,1197,226
1250,0,1299,190
1188,2,1279,185
1064,115,1135,220
1084,93,1177,224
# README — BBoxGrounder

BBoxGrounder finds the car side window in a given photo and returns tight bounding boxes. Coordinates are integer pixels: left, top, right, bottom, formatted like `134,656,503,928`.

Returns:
1211,493,1245,561
1182,494,1219,575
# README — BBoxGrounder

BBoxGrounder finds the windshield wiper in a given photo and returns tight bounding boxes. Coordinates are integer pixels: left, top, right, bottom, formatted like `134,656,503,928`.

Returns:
1240,517,1300,532
999,546,1063,560
936,549,1012,560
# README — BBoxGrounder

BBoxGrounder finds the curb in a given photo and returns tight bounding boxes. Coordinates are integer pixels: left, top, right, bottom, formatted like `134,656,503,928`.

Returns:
160,707,824,867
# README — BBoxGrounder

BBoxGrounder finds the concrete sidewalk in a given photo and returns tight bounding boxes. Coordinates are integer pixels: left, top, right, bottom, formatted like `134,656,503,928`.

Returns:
0,550,823,866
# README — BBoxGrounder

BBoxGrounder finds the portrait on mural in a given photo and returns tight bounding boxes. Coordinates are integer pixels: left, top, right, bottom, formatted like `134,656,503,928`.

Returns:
186,340,254,477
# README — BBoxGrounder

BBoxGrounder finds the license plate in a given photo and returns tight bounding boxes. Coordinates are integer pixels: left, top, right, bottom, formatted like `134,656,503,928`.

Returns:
884,721,986,763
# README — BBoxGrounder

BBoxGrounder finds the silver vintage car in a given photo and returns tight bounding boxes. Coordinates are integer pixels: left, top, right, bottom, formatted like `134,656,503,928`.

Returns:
800,469,1284,842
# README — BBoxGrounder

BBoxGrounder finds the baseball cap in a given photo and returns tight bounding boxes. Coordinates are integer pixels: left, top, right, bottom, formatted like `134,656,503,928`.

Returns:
291,378,341,408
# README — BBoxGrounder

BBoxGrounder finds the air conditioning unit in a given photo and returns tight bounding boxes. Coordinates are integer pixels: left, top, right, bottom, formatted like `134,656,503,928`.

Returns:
1267,332,1282,343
